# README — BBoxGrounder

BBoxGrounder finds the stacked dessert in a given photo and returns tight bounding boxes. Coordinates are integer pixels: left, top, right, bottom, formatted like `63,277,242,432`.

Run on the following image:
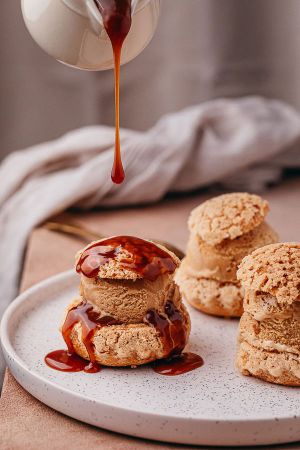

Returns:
175,193,278,317
62,236,190,368
236,243,300,386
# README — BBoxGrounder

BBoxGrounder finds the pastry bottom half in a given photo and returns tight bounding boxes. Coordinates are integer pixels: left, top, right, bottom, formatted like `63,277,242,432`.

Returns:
64,300,191,367
175,269,243,317
236,340,300,386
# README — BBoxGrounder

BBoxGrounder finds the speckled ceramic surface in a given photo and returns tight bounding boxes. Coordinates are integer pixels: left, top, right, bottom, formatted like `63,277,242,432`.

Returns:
2,271,300,446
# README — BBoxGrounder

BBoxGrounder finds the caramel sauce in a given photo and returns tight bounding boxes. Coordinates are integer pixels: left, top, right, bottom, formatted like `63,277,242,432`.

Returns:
145,301,204,375
45,301,120,373
76,236,177,281
152,353,204,376
45,349,93,373
144,300,187,358
94,0,132,184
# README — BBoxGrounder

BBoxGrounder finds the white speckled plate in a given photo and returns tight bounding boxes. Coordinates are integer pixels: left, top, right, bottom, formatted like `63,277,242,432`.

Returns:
2,271,300,446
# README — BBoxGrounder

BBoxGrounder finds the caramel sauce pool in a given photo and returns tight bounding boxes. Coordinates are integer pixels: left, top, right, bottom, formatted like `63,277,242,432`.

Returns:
152,353,204,376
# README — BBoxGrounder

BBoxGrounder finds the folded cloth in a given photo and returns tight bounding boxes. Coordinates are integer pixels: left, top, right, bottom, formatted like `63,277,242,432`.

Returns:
1,96,300,318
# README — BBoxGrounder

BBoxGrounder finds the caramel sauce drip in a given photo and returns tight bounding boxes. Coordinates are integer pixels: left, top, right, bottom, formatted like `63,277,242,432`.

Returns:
76,236,177,281
145,301,204,376
63,301,120,371
45,301,120,373
144,300,188,358
94,0,132,184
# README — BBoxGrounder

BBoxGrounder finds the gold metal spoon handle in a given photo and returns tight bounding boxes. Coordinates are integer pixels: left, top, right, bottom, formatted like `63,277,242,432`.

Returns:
43,221,185,260
44,222,104,242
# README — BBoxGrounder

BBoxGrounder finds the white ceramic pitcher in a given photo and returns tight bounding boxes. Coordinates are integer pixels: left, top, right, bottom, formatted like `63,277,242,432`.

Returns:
21,0,160,70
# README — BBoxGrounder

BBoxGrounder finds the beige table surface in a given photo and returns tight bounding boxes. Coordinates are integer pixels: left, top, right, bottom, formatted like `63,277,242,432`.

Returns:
1,179,300,450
